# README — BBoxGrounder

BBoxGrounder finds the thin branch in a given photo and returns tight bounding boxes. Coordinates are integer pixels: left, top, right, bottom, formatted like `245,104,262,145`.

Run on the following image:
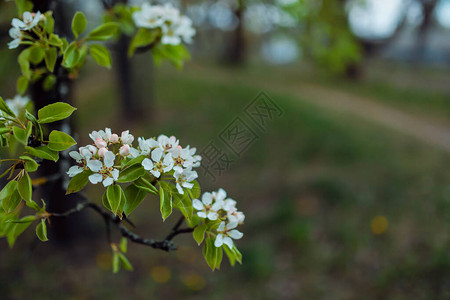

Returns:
49,197,192,252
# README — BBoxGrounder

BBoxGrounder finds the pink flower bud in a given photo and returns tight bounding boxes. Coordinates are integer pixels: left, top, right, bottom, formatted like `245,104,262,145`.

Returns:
119,144,130,156
95,138,107,148
110,133,119,143
98,147,108,157
177,145,182,150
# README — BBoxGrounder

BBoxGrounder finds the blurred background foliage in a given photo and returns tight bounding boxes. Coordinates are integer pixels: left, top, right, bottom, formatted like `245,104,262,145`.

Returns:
1,0,450,299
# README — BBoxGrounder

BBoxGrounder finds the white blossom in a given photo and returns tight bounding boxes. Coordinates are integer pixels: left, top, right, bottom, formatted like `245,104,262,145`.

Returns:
67,146,94,177
87,151,119,187
173,168,198,194
157,134,179,153
132,3,166,29
12,11,42,31
214,220,243,249
141,148,174,177
8,27,22,49
121,130,134,145
192,192,223,220
3,95,30,117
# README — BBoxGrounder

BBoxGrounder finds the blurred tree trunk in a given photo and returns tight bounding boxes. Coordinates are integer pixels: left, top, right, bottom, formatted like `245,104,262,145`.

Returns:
31,0,83,243
414,0,438,61
103,0,147,121
224,0,245,65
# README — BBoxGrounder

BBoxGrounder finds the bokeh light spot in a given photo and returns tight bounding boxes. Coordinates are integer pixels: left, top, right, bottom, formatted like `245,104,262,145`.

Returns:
371,215,389,235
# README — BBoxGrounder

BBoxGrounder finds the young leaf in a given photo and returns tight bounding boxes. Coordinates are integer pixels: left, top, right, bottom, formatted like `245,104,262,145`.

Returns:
89,44,112,69
158,182,173,221
0,181,21,213
119,237,127,253
13,126,27,145
128,28,159,56
44,47,57,72
71,11,87,38
17,75,29,95
193,224,207,245
106,185,122,216
48,130,76,151
62,42,80,68
0,96,16,117
44,11,55,34
18,48,31,79
14,0,33,16
37,102,76,124
43,74,57,91
112,252,120,274
25,146,59,162
173,191,193,222
203,237,223,271
118,253,133,271
66,170,91,194
20,156,39,172
25,111,43,141
134,177,158,195
117,164,145,183
28,46,45,65
187,180,201,200
88,23,119,41
121,155,145,168
7,220,32,248
18,172,32,203
123,184,146,216
36,219,48,242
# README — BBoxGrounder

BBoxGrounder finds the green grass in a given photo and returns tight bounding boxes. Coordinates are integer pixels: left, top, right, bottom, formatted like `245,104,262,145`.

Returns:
1,62,449,299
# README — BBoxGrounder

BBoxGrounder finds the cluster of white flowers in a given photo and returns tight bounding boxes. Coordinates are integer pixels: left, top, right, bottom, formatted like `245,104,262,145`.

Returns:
67,128,134,187
132,3,195,45
193,188,245,249
8,11,43,49
130,134,201,194
67,130,201,193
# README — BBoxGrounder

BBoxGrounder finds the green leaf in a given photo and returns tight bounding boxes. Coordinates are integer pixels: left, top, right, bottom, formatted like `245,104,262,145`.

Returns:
38,102,76,124
6,215,36,224
112,252,120,274
14,0,33,16
123,184,146,216
0,127,11,135
223,244,242,266
43,11,54,34
62,42,80,69
89,44,112,69
134,177,158,195
18,172,32,203
43,74,57,91
13,126,27,145
187,180,201,200
20,156,38,173
173,191,193,222
203,237,223,271
117,164,145,183
48,34,63,48
88,22,119,41
66,170,91,194
25,200,41,211
118,253,133,271
0,181,21,213
193,224,207,245
25,111,43,141
18,49,31,79
7,220,32,248
44,48,57,72
47,130,76,151
17,75,29,95
119,237,127,253
25,146,59,162
128,28,159,56
71,11,87,39
106,185,122,216
0,96,16,117
121,155,145,168
28,46,45,65
158,182,173,221
36,219,48,242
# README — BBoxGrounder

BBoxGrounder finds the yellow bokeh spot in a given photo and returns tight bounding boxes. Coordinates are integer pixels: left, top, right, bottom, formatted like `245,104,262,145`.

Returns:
96,251,112,270
180,272,206,291
151,266,171,283
371,215,389,235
